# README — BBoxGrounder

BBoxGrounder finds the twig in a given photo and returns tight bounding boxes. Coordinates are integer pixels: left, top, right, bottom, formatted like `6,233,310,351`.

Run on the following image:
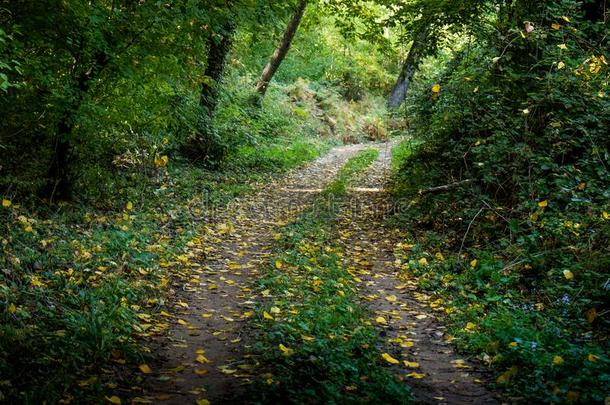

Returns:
418,179,474,195
458,206,485,262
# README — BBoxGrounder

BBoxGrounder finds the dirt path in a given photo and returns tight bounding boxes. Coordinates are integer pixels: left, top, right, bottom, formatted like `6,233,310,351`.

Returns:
336,143,500,404
139,144,369,404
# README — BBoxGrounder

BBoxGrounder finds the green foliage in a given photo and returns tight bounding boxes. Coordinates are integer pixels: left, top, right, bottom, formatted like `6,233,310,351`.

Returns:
253,149,412,404
390,0,609,402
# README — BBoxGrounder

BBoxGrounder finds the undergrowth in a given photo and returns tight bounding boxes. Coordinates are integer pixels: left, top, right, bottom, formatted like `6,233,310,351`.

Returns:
388,2,609,402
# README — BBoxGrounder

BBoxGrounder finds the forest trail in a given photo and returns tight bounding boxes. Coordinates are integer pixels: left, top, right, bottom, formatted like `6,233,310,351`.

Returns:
336,144,500,404
136,141,500,404
140,144,369,404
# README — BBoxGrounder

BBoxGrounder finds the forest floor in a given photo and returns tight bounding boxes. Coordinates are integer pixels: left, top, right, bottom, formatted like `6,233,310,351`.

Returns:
135,142,500,404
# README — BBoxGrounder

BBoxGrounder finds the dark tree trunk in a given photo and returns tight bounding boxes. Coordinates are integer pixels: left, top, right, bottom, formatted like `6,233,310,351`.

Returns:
45,51,109,201
255,0,307,98
200,21,236,117
387,27,429,109
186,21,236,165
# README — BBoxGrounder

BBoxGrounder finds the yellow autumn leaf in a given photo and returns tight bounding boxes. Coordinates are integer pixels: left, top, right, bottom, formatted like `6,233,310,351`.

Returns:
30,277,44,287
587,354,598,362
196,354,210,364
269,306,281,314
418,257,428,265
403,361,419,368
470,259,478,269
552,355,564,365
381,352,400,365
465,322,476,331
106,396,121,404
509,341,518,347
585,308,597,323
194,368,209,376
557,61,565,70
2,199,11,208
375,316,387,325
562,16,570,22
263,311,273,320
279,344,294,356
557,43,568,50
8,303,16,313
138,364,152,374
550,121,562,128
602,211,609,220
406,372,426,379
126,201,133,211
155,155,169,168
196,400,210,405
431,84,441,93
551,23,561,30
538,200,548,208
274,260,283,269
385,295,397,303
563,270,574,280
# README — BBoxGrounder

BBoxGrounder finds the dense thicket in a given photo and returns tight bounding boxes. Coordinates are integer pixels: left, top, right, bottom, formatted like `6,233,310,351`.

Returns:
392,0,609,401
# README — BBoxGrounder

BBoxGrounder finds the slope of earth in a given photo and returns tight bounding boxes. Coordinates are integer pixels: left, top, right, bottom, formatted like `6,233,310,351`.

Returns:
133,144,370,404
336,143,501,404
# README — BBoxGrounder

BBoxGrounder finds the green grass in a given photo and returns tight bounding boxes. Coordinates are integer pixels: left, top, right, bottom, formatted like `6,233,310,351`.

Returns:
251,149,412,404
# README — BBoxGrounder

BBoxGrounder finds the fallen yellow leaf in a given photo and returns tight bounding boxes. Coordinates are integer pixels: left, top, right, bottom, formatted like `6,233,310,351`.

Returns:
2,199,11,208
538,200,548,208
138,364,152,374
196,400,210,405
263,311,273,320
403,361,419,368
585,308,597,323
563,270,574,280
106,396,121,404
406,372,425,379
375,316,387,325
381,352,400,365
552,355,564,365
279,343,294,356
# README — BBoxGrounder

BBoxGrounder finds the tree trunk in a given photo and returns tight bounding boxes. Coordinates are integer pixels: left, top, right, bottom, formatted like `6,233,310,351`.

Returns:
255,0,307,98
45,51,109,201
186,21,235,165
387,27,429,109
200,21,235,117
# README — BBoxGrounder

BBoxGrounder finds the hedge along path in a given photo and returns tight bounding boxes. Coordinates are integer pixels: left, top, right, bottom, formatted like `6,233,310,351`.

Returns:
336,143,500,404
136,144,369,404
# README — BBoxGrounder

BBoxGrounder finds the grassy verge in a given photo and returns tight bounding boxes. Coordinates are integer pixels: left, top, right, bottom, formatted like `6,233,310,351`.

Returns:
0,136,331,404
251,149,412,404
388,139,609,403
